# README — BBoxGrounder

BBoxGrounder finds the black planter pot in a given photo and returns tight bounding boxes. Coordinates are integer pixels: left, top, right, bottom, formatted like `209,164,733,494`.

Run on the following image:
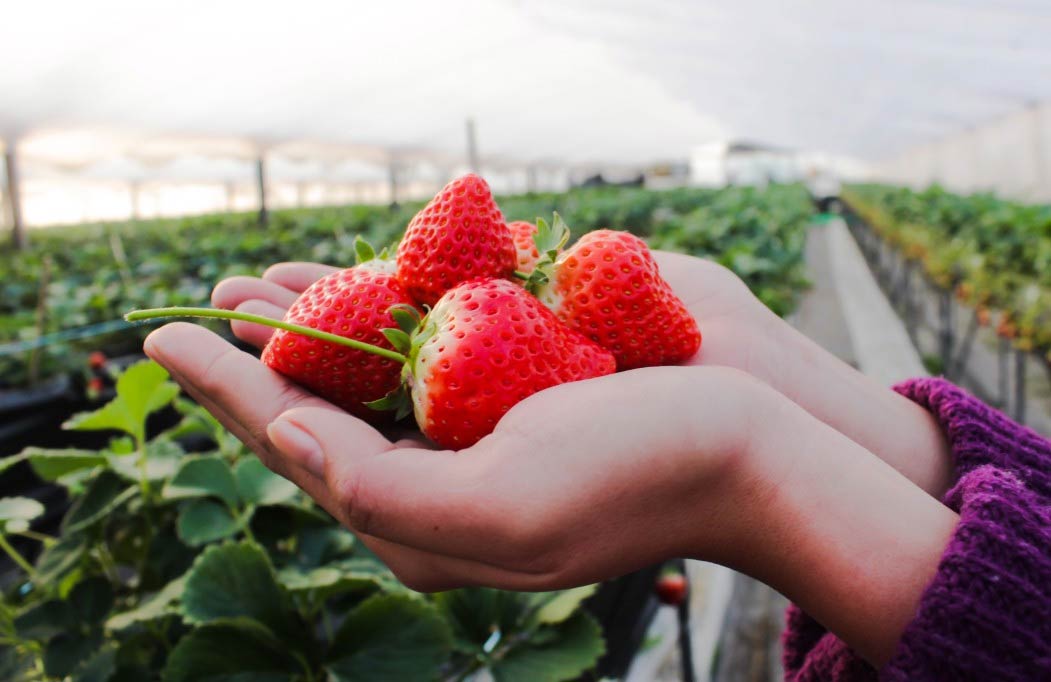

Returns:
582,563,662,679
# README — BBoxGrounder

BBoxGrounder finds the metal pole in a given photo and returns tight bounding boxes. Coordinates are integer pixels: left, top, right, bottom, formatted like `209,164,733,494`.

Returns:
466,118,479,173
388,159,398,207
4,143,27,250
256,155,269,225
675,559,696,682
130,180,142,220
939,289,954,378
998,336,1010,409
1014,349,1027,424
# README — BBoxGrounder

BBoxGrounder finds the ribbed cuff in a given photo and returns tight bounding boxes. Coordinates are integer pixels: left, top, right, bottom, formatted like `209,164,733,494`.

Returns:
882,465,1051,681
894,377,1051,500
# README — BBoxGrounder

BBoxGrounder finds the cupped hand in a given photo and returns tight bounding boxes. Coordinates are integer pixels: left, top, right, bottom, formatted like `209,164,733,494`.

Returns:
145,315,781,592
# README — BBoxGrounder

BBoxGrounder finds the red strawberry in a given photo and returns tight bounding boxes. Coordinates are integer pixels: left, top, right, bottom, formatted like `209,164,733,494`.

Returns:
655,572,687,606
88,351,107,370
408,278,615,447
260,267,421,422
532,225,700,370
508,221,540,272
128,278,614,449
396,174,516,306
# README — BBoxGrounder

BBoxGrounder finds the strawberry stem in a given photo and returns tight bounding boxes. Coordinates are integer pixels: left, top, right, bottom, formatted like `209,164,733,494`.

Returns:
125,307,409,364
513,270,531,280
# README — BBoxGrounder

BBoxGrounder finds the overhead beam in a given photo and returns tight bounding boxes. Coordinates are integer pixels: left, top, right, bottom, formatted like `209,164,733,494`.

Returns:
4,143,26,250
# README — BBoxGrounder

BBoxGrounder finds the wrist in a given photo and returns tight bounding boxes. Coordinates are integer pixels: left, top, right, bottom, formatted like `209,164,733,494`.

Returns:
738,396,959,665
758,315,953,497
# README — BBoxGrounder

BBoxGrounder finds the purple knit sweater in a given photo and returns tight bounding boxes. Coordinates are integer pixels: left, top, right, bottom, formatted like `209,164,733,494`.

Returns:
782,377,1051,681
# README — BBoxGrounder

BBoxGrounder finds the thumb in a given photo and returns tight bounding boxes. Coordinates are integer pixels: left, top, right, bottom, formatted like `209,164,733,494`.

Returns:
269,406,524,563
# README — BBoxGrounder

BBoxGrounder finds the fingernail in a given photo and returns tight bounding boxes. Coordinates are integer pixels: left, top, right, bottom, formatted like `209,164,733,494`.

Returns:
267,418,325,478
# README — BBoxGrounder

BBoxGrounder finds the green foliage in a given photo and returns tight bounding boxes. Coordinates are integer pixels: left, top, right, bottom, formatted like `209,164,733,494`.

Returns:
1,185,812,388
0,362,607,681
846,184,1051,353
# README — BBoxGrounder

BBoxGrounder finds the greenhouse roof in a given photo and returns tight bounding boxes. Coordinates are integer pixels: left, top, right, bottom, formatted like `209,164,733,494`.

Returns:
2,0,1050,172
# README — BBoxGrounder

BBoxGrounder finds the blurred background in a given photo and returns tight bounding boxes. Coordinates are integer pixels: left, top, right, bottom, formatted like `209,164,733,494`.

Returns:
3,0,1048,234
2,3,1050,682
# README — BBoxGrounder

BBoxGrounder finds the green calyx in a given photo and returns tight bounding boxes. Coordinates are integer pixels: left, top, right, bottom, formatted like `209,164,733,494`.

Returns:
363,304,438,420
522,212,571,294
353,235,393,266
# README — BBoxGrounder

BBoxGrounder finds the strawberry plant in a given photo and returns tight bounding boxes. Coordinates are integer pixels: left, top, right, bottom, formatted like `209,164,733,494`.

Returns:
0,361,606,680
846,184,1051,352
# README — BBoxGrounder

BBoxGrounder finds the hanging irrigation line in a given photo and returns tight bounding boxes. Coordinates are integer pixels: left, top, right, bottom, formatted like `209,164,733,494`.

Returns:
0,304,211,357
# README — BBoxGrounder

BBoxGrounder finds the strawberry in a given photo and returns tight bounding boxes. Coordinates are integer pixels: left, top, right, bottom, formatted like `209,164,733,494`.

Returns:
87,351,107,370
128,279,615,449
529,221,701,370
655,571,687,606
259,266,421,422
508,221,541,272
396,174,516,306
404,278,615,447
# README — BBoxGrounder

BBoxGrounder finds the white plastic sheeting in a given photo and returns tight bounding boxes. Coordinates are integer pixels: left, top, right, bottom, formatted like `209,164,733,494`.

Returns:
875,102,1051,202
2,0,1051,225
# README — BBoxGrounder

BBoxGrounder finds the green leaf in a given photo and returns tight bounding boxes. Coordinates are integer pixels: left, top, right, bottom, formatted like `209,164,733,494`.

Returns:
20,448,109,482
176,499,241,546
107,437,183,483
107,576,185,631
14,599,74,640
181,542,292,636
63,471,137,533
44,630,103,679
491,612,605,682
36,533,88,585
434,589,528,653
71,643,117,682
234,457,299,506
294,526,355,568
326,594,452,682
64,360,179,441
276,565,383,599
530,585,597,626
164,456,239,509
0,496,44,532
70,576,115,625
164,618,300,682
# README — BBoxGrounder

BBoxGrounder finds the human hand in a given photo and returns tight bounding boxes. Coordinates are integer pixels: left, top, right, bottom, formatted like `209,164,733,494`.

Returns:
144,308,957,667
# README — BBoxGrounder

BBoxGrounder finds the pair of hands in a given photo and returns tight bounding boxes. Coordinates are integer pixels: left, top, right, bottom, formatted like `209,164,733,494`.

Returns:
144,252,958,665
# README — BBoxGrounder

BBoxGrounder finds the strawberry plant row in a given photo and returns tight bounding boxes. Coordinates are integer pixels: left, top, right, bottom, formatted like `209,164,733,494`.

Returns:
1,185,813,390
844,184,1051,355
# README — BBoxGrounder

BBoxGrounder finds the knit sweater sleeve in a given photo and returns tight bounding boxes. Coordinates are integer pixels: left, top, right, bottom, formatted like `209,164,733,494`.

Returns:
781,377,1051,681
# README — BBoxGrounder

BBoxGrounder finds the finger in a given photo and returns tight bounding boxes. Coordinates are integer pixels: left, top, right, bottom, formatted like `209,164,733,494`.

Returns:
230,299,287,348
143,322,355,476
268,405,548,569
212,276,299,311
263,262,340,292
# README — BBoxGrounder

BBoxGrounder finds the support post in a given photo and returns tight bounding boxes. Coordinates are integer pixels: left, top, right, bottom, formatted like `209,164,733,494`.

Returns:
130,180,142,220
4,143,27,250
1014,348,1027,424
939,288,954,378
256,155,269,225
225,181,236,213
388,159,398,207
675,558,696,682
998,335,1010,409
465,118,479,173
